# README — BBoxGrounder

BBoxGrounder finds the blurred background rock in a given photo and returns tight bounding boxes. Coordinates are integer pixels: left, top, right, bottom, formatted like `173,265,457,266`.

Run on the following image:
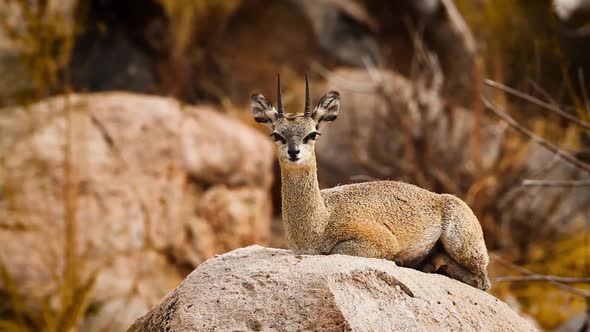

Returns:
0,0,588,331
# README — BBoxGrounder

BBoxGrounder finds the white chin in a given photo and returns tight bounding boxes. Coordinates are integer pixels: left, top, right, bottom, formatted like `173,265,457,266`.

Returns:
286,159,303,165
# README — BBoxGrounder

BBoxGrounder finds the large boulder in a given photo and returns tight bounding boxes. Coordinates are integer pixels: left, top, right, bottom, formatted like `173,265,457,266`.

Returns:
129,246,537,332
0,93,274,331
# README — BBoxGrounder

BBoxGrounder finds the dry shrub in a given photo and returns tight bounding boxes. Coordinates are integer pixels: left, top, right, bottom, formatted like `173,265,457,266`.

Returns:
0,1,94,330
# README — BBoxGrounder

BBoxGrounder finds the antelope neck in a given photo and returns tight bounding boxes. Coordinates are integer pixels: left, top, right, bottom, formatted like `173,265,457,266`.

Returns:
279,160,328,253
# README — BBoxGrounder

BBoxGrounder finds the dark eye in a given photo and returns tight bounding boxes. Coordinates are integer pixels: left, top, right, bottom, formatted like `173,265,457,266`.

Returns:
270,132,286,144
303,132,320,143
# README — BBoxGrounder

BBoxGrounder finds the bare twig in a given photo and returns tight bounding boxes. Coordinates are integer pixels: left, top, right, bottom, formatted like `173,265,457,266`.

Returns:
527,79,558,107
526,153,562,179
578,68,590,120
484,79,590,130
482,96,590,175
495,275,590,284
491,253,590,298
559,21,590,37
522,179,590,187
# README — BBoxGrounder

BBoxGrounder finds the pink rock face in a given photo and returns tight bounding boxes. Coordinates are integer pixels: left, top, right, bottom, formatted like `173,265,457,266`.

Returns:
128,246,538,332
0,92,274,331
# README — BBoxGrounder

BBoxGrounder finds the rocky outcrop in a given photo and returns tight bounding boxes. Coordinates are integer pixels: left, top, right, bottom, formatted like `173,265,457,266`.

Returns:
129,246,537,332
0,93,274,331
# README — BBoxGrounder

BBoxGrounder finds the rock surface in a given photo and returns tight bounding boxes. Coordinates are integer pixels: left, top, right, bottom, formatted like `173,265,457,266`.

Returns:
0,93,274,331
129,245,537,332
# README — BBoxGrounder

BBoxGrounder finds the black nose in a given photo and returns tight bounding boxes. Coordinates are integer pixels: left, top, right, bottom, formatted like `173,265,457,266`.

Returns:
288,148,300,159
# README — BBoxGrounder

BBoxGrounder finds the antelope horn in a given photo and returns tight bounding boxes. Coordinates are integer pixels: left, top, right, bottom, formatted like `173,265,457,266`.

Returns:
277,74,284,117
304,74,311,117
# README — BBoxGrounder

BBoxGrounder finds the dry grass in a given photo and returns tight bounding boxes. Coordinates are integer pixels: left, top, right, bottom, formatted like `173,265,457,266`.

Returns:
0,0,77,104
0,100,98,332
490,234,590,329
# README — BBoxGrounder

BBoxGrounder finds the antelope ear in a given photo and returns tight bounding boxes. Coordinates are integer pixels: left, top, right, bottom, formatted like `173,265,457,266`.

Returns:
251,93,279,130
311,91,340,125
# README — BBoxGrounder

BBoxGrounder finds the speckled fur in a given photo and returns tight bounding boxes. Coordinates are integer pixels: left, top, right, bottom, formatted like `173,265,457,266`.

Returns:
252,90,490,290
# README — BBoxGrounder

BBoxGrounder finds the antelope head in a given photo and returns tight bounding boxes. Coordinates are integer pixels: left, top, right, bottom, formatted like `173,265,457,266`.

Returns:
251,75,340,167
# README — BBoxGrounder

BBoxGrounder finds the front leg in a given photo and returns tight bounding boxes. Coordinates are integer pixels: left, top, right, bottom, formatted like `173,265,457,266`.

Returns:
423,252,491,290
326,222,400,260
